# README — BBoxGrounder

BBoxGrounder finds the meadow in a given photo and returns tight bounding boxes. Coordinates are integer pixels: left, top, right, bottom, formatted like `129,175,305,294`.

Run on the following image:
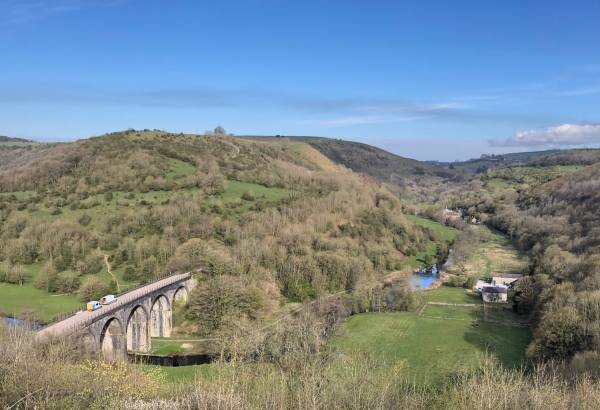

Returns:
330,287,531,383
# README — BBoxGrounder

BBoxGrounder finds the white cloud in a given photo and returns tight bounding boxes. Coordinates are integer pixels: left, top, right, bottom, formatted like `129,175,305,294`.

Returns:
500,123,600,147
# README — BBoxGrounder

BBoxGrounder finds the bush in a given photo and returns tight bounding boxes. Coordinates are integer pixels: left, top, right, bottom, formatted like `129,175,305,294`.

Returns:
185,275,262,335
33,261,58,291
123,265,137,282
78,277,109,302
55,271,81,293
241,191,255,201
78,213,92,226
0,263,27,285
76,251,104,275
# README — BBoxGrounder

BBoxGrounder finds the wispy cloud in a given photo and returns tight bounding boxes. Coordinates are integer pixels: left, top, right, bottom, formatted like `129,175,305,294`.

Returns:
304,115,429,127
0,82,570,127
557,86,600,97
496,123,600,147
0,0,124,25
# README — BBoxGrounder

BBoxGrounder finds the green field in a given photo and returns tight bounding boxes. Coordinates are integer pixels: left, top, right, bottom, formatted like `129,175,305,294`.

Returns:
220,180,289,202
164,158,196,181
421,286,482,304
330,287,530,383
142,364,216,383
0,282,82,322
407,215,458,243
149,337,210,356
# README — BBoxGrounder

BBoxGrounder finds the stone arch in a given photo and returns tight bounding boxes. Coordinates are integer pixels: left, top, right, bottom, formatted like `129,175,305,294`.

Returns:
126,305,150,353
173,286,189,305
100,317,125,361
150,295,172,337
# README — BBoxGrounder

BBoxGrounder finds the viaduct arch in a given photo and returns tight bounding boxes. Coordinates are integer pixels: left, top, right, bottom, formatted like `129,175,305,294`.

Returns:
36,273,195,361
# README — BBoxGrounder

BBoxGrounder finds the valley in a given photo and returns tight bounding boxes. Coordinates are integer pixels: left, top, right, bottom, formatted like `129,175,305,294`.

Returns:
2,131,600,408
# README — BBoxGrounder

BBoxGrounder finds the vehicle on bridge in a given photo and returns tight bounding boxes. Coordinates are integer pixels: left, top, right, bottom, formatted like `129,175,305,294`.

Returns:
100,294,117,305
86,301,102,312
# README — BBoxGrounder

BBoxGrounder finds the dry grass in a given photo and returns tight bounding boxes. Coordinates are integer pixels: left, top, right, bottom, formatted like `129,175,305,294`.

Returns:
449,226,528,278
4,314,600,409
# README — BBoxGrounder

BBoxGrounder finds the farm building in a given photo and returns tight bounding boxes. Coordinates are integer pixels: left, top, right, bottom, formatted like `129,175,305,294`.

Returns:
492,273,522,286
481,285,508,303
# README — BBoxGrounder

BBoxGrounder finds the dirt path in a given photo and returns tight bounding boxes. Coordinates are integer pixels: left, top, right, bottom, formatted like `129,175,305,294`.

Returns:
220,138,240,158
427,302,478,307
102,253,120,292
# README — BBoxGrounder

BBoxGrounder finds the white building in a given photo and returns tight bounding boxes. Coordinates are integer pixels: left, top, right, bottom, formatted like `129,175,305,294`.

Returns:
492,274,522,287
482,285,508,303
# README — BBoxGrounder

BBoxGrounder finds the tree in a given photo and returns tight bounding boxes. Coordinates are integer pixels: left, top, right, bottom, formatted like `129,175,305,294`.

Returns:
185,275,261,335
78,277,109,302
213,126,226,135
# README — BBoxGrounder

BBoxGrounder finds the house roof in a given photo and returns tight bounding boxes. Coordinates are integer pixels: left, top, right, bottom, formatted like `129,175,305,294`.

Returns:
482,286,508,294
493,273,523,279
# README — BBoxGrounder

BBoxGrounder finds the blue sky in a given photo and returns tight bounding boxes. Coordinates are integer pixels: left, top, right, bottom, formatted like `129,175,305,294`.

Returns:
1,0,599,160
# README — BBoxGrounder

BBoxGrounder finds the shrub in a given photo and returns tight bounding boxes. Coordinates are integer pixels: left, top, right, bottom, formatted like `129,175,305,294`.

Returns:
241,191,255,201
78,213,92,226
33,261,58,291
185,275,262,335
55,271,81,293
76,251,104,275
78,277,109,302
0,263,27,285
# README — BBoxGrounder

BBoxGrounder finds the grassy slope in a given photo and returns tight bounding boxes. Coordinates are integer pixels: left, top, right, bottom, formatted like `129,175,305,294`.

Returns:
330,287,530,383
0,179,289,321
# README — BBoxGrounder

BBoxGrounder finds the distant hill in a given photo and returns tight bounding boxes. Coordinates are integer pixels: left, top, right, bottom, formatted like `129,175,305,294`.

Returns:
0,135,35,143
429,148,600,173
526,148,600,166
238,135,456,185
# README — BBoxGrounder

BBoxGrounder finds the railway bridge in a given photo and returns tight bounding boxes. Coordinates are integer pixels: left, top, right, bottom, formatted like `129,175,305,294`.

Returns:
36,273,195,361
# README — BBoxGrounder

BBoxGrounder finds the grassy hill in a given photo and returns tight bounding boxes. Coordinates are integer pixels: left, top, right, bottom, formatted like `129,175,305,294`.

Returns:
0,130,439,324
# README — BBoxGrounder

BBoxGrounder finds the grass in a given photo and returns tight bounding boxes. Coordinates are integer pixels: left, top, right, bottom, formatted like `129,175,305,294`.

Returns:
449,226,528,279
330,287,530,383
0,281,82,322
142,364,216,383
421,286,482,304
0,190,36,199
407,215,458,243
164,158,196,181
220,180,289,202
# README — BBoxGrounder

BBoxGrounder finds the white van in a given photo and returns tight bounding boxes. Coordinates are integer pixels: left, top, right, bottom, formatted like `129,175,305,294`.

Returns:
100,294,117,305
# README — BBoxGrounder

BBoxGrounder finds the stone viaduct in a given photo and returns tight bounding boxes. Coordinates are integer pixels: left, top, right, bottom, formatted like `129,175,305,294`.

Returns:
36,273,195,361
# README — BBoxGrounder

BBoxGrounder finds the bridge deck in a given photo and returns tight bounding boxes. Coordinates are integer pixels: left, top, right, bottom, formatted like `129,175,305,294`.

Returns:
37,273,191,339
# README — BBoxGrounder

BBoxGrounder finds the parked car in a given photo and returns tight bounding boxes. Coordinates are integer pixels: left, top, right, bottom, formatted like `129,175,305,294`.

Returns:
100,294,117,305
86,301,102,312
